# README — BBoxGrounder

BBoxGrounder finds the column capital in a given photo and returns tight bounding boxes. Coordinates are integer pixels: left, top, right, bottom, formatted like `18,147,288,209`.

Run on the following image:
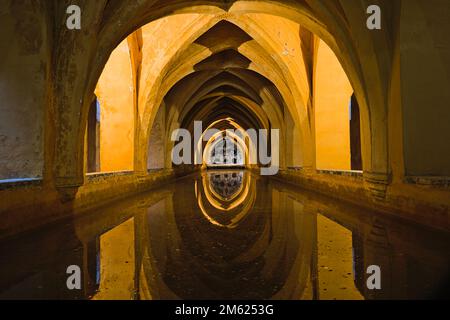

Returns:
55,175,83,202
363,171,391,201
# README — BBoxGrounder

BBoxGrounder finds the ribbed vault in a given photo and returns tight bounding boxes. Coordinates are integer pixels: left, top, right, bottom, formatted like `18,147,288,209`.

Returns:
141,18,297,171
50,0,396,188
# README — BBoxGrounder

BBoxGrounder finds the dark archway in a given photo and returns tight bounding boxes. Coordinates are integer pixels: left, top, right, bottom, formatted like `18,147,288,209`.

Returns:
86,97,100,174
350,94,362,171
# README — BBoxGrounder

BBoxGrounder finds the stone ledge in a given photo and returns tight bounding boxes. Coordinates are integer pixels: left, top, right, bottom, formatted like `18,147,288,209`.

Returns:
317,169,363,178
0,178,43,191
0,168,197,240
86,171,134,180
274,169,449,231
404,176,450,187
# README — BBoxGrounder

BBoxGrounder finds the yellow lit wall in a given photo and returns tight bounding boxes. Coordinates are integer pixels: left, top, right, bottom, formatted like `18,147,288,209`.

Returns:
317,214,363,300
93,218,135,300
314,40,353,171
95,40,134,172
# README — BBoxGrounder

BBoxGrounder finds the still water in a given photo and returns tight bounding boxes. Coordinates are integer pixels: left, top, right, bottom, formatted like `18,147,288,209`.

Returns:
0,170,449,300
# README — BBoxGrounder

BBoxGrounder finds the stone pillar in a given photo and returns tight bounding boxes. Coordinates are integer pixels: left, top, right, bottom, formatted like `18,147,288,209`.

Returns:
363,171,391,201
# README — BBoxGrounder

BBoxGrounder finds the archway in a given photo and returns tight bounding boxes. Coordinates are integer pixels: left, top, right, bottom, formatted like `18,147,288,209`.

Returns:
52,0,390,194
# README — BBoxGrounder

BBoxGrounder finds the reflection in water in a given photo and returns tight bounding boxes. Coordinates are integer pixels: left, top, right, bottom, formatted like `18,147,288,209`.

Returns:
0,170,449,300
196,171,254,229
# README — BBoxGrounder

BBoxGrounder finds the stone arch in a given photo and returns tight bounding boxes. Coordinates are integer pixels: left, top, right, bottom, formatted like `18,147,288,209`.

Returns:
160,68,289,170
52,0,391,193
135,18,306,173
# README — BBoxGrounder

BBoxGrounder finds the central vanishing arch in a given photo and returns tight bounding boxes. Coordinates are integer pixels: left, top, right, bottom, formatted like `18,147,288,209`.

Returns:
52,0,392,196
